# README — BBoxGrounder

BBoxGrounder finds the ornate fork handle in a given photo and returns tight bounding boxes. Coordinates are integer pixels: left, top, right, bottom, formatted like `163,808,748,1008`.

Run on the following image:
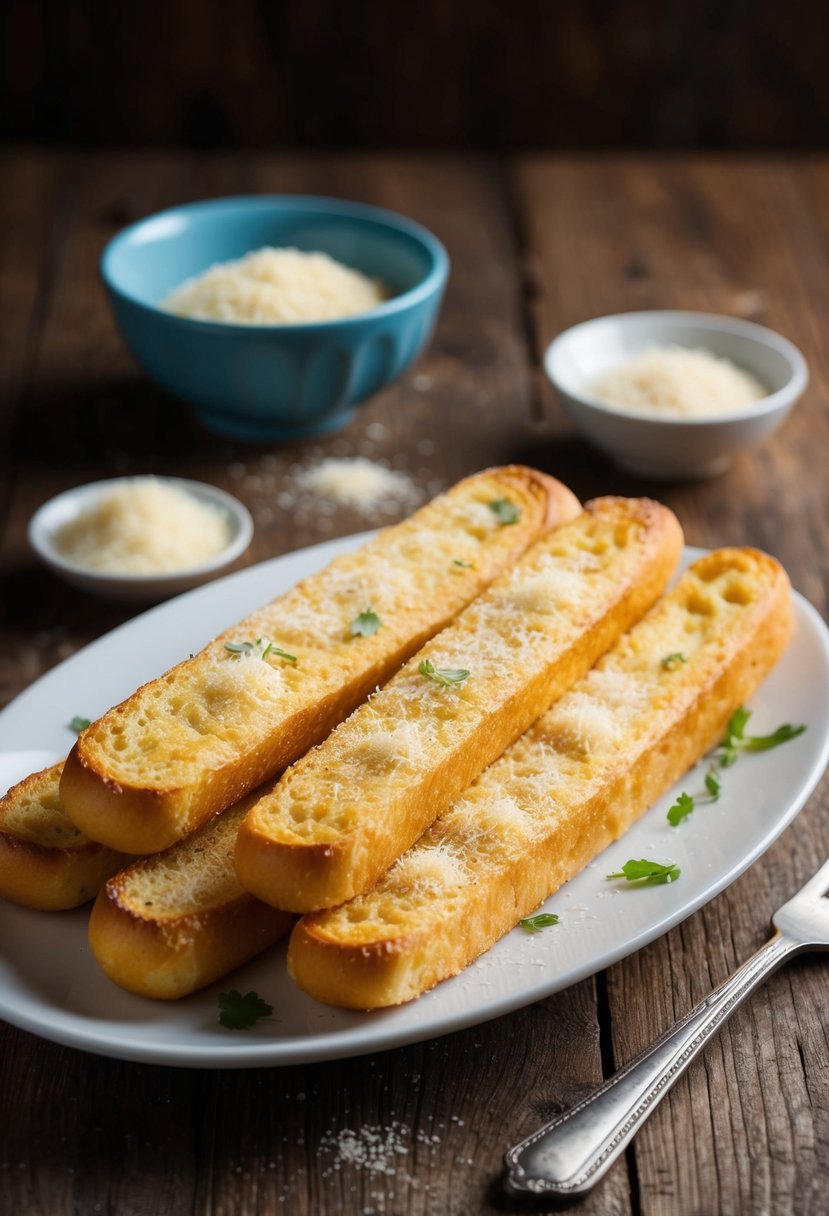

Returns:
504,931,804,1198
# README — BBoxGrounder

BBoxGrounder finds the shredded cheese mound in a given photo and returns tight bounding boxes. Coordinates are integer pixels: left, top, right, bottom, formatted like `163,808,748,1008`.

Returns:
161,246,386,324
53,478,232,575
588,346,766,418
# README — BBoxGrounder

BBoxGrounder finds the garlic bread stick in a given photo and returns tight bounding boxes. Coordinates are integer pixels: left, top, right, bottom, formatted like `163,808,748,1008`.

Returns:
61,467,578,854
236,497,683,911
288,548,793,1008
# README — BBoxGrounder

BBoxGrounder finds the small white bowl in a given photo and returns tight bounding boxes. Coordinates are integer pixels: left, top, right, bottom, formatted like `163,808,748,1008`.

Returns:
544,310,808,479
29,477,254,602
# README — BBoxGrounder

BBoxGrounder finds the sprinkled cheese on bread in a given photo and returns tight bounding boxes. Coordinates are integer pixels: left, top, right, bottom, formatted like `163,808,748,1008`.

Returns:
235,497,684,912
60,467,578,854
288,547,795,1008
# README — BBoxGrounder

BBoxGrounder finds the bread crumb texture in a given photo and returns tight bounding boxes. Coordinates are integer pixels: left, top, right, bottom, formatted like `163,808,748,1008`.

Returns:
0,763,83,848
114,804,249,920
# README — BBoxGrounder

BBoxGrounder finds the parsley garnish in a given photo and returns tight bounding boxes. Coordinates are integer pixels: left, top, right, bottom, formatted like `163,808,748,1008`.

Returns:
350,609,381,638
716,707,806,767
418,659,470,687
217,989,273,1030
489,498,520,526
224,637,296,663
667,791,696,826
667,766,721,826
453,559,473,569
69,716,91,733
262,642,296,662
661,652,687,671
607,859,681,885
666,707,805,828
520,912,560,933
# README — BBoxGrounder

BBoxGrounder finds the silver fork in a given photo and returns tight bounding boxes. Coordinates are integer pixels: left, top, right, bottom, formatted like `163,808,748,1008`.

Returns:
504,857,829,1199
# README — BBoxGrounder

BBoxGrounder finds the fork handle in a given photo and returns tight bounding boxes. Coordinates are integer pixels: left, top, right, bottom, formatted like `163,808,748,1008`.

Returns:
504,931,803,1198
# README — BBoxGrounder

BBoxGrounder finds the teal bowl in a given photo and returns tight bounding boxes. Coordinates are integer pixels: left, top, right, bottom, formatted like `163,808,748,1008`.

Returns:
100,195,449,441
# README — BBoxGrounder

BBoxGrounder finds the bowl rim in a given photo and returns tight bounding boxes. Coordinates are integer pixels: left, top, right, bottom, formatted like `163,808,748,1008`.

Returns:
543,309,809,427
28,476,254,587
99,193,450,333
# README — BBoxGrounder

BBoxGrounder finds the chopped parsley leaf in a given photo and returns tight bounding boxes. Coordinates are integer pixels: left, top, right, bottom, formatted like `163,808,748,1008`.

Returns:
218,989,273,1030
489,498,520,525
607,859,681,885
350,609,381,638
661,652,687,670
417,659,470,687
520,912,560,933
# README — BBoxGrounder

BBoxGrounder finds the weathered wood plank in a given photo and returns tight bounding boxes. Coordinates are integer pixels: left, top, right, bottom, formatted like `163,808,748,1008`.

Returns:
514,154,829,1214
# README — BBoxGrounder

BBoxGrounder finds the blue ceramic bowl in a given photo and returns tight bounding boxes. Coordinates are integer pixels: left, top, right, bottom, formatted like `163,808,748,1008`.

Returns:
101,195,449,441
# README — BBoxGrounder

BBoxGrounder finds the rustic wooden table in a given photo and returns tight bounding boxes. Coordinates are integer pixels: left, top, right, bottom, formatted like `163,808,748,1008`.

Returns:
1,151,828,1216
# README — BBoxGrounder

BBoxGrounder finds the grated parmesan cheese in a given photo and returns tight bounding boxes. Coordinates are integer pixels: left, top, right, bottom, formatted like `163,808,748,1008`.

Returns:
296,457,418,514
53,478,231,575
161,246,386,325
588,345,766,418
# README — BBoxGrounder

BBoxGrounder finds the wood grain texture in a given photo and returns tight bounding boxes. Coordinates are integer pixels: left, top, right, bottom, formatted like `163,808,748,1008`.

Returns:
1,150,828,1215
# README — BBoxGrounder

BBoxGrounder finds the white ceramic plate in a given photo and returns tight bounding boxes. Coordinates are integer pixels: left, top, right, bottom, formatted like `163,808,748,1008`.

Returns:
1,538,828,1069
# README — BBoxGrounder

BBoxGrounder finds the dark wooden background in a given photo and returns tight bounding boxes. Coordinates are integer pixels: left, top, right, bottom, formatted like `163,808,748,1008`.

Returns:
3,0,829,150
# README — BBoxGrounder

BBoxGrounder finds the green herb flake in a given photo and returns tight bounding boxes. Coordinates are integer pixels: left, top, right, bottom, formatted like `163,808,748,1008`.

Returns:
607,859,681,885
667,766,722,826
725,706,752,742
716,707,806,765
69,716,92,734
739,723,807,751
667,791,696,826
417,659,470,687
452,559,473,569
225,638,296,663
217,989,273,1030
350,609,381,638
704,770,722,799
661,652,687,671
488,498,520,526
260,641,297,663
519,912,560,933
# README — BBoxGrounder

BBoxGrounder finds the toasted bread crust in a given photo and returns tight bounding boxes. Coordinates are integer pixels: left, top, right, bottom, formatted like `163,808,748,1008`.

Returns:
88,799,293,999
288,548,794,1008
236,497,684,912
0,763,127,910
60,467,579,855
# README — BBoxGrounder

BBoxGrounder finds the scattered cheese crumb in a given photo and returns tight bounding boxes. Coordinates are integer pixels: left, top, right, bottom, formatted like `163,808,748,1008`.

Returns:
297,458,418,514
